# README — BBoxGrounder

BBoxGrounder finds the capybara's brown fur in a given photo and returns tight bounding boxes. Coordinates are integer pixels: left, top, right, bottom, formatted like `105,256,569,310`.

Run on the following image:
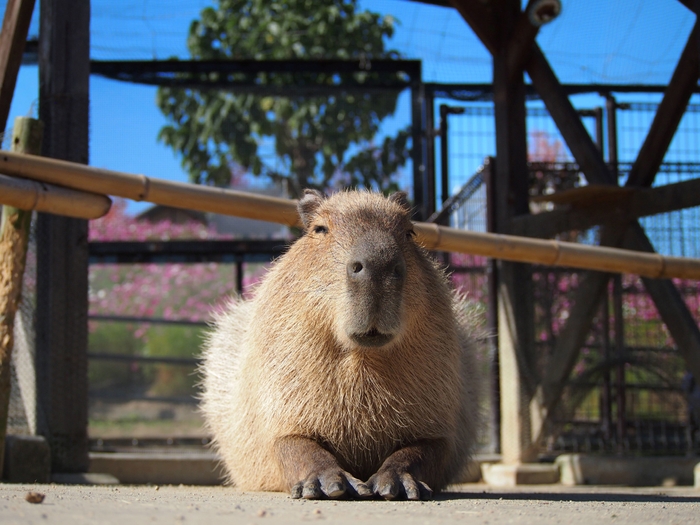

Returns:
200,190,480,500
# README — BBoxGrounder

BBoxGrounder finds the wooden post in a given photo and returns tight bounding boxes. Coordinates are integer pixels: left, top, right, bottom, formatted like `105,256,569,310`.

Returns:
35,0,90,473
492,0,539,464
0,117,43,476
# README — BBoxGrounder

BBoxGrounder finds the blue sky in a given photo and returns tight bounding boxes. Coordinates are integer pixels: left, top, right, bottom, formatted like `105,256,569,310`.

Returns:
4,0,697,215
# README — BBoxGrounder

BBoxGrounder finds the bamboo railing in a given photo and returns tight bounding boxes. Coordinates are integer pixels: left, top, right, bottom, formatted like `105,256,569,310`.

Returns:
0,150,699,280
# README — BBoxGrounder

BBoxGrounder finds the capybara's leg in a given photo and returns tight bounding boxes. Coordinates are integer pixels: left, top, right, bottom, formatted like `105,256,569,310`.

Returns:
367,438,449,500
274,435,372,500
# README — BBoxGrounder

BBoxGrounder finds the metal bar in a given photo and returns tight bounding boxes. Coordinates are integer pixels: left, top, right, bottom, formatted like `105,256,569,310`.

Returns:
613,275,626,451
439,105,449,207
88,393,197,404
411,65,427,220
424,87,436,218
90,58,422,76
87,353,200,367
605,94,619,182
88,239,286,264
485,160,501,454
88,315,207,327
424,83,700,100
600,290,612,442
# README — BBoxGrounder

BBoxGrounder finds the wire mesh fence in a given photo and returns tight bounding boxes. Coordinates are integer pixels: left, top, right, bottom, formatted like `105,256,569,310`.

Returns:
442,98,700,455
7,93,700,458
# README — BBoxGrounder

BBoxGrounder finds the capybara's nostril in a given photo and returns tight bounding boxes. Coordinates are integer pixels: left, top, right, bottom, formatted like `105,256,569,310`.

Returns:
348,260,364,279
393,260,406,281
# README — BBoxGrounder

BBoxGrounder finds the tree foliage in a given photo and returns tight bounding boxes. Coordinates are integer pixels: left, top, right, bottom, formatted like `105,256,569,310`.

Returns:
157,0,410,197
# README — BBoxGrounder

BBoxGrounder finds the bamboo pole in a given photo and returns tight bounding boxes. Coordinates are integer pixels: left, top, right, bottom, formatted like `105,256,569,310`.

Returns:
0,173,112,218
0,117,42,475
0,149,700,280
0,150,300,226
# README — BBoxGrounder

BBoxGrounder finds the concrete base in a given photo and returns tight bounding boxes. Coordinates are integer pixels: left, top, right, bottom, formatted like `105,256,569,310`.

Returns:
694,462,700,488
2,435,51,483
481,462,559,486
89,452,226,485
557,454,698,486
52,472,120,485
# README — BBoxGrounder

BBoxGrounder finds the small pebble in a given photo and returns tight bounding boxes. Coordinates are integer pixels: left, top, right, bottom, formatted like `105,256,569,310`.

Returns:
313,509,322,515
257,509,267,517
25,492,46,504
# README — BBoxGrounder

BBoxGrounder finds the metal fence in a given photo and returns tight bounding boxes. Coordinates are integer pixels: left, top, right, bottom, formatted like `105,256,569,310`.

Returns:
441,98,700,455
8,92,700,457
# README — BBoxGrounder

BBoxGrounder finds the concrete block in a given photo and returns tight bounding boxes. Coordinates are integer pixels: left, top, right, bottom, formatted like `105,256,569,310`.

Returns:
694,462,700,489
52,472,120,485
481,462,559,487
89,452,226,485
2,435,51,483
557,454,697,486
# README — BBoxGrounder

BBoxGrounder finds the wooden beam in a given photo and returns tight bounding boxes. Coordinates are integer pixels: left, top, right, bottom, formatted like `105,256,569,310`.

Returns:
506,1,541,83
0,117,42,476
450,0,604,188
0,0,37,130
450,0,700,448
526,45,614,186
532,269,611,441
677,0,698,14
447,0,498,54
492,0,540,464
35,0,90,473
621,223,700,383
625,23,699,188
513,176,700,239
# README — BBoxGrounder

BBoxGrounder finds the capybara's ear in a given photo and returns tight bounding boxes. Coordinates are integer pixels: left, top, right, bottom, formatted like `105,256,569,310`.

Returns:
298,189,325,229
389,191,410,212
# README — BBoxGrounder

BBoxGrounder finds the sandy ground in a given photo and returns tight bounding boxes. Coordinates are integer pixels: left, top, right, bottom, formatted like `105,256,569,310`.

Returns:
2,483,699,525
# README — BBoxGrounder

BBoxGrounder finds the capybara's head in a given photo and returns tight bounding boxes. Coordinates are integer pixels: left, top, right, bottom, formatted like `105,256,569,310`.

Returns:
297,189,422,350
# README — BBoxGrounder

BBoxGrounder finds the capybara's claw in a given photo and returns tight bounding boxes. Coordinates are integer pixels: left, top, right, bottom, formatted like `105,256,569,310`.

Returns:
291,482,303,499
368,470,433,501
292,469,370,499
302,478,323,499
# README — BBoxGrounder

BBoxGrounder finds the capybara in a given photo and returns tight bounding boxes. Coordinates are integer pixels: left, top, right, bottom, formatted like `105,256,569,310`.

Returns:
200,189,480,500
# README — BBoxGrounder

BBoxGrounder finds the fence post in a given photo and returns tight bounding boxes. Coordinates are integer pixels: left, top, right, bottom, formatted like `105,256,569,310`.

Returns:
0,117,43,475
35,0,90,473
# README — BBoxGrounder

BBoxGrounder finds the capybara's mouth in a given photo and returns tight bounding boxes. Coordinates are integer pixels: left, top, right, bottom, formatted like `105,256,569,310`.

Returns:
350,328,395,348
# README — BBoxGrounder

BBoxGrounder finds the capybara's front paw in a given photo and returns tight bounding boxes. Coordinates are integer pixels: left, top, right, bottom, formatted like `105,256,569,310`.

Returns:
367,468,433,501
290,469,372,500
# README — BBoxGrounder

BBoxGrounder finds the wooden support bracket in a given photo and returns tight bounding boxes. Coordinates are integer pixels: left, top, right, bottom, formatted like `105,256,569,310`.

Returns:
513,177,700,239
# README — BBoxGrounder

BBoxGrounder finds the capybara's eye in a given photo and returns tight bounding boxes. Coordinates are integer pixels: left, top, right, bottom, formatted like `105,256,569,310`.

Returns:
313,225,328,235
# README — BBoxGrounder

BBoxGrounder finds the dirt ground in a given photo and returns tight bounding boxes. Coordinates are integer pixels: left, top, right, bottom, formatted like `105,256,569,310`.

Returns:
2,482,699,525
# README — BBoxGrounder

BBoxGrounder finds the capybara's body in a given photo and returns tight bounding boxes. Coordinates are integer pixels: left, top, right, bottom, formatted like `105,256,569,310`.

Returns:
201,190,480,499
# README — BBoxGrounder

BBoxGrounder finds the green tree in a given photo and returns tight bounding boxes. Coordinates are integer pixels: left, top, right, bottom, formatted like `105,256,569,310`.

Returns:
157,0,410,198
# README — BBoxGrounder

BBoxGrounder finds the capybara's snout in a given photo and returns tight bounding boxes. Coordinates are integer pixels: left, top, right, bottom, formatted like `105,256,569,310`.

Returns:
343,230,406,348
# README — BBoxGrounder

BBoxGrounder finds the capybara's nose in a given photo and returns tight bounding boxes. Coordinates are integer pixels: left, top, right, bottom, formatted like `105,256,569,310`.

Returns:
346,239,406,286
346,257,406,283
